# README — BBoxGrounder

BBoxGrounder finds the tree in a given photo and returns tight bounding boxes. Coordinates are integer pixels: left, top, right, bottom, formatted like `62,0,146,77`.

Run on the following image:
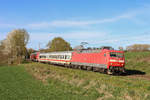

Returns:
48,37,72,52
0,40,9,65
0,40,5,51
27,48,37,59
46,41,51,49
3,29,29,64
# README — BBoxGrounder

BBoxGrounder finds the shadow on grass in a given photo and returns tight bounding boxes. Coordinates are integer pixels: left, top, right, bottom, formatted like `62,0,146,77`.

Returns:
124,69,146,76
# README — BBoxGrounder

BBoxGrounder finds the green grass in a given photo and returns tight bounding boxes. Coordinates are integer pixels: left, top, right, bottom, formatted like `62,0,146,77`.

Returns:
0,51,150,100
125,51,150,74
0,66,99,100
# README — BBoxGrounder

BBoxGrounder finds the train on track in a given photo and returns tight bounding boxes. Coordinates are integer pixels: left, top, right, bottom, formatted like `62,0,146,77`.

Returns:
30,47,125,74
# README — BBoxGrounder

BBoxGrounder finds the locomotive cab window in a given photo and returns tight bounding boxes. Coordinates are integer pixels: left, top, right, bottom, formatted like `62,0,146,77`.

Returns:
110,52,123,58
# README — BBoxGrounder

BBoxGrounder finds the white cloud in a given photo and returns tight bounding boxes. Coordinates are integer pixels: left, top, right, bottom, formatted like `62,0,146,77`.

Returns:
26,9,140,29
27,31,107,49
52,31,106,39
27,30,150,50
0,23,18,28
27,13,135,29
29,31,107,41
27,5,150,29
0,5,148,29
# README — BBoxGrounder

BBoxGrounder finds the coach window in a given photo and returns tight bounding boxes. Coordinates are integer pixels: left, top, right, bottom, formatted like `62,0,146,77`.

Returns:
40,56,46,58
67,55,69,59
52,55,54,58
49,55,52,58
66,55,70,59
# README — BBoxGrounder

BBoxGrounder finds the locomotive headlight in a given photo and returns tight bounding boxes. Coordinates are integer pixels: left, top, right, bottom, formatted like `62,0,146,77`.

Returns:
110,59,117,62
119,60,124,63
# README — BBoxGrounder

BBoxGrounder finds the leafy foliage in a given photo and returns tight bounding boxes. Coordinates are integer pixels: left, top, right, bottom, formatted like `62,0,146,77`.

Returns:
26,48,37,59
48,37,72,52
0,40,8,65
3,29,29,64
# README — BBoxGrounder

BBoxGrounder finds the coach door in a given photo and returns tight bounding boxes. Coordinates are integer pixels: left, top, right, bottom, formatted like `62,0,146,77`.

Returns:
104,52,108,65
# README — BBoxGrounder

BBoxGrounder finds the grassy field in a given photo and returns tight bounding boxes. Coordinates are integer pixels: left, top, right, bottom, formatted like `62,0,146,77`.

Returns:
0,51,150,100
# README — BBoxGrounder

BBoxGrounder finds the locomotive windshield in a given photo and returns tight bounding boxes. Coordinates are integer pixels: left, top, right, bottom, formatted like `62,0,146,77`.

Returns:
110,52,123,58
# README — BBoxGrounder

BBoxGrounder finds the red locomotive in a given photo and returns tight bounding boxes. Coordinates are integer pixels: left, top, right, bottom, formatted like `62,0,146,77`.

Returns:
30,47,125,74
30,52,40,62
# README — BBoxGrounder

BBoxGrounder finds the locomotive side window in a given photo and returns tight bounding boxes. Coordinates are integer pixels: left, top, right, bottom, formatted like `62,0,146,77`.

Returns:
104,53,106,57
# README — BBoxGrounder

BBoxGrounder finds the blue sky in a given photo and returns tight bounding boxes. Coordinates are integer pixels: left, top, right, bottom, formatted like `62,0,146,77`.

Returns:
0,0,150,50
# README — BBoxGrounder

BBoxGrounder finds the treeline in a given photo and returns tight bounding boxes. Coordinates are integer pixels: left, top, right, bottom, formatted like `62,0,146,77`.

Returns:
126,44,150,52
0,29,72,65
0,28,150,65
